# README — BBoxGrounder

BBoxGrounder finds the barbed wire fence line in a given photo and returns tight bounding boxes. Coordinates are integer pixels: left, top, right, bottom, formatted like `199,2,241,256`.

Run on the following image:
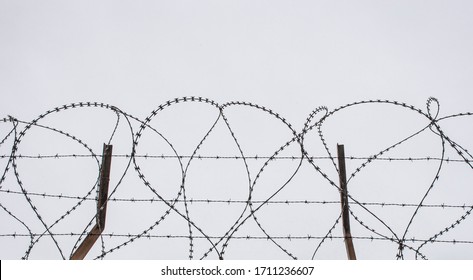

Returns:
0,97,472,260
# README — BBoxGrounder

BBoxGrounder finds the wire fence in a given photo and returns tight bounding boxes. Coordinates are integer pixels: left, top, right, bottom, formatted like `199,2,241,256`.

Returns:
0,97,472,260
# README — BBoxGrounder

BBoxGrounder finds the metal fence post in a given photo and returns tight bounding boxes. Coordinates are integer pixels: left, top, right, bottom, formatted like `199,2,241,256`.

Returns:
337,144,357,260
70,144,112,260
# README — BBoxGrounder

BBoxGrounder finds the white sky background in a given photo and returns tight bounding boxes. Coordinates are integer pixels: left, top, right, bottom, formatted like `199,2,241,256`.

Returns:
1,0,473,260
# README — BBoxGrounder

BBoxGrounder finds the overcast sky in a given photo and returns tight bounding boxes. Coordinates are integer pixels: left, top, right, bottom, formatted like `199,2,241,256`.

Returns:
1,1,472,260
2,1,473,120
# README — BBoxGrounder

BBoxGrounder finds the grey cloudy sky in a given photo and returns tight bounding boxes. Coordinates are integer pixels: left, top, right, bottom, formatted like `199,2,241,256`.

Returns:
1,1,473,120
1,1,472,260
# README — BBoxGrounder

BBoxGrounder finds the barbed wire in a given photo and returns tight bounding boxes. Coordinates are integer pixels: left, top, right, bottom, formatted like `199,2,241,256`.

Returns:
2,153,471,163
1,232,472,245
1,189,471,209
1,97,472,260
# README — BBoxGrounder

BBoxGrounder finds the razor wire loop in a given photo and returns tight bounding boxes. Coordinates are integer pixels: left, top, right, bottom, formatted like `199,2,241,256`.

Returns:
0,97,472,259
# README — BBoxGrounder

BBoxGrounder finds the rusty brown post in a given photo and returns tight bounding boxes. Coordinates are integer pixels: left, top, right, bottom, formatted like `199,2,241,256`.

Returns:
337,144,357,260
70,144,112,260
